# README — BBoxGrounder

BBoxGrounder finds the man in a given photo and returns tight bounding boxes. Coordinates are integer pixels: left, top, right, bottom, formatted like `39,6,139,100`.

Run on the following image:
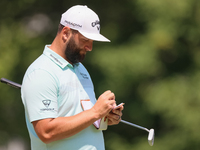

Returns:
21,5,123,150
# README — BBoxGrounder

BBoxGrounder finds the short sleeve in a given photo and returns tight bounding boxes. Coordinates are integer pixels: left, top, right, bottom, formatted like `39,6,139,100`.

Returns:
21,69,58,122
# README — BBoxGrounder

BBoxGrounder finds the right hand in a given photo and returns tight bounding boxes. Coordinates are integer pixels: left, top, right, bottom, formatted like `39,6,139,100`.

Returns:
91,90,116,119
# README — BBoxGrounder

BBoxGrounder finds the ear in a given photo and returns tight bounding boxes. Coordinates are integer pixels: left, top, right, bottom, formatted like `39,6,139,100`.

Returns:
62,26,72,42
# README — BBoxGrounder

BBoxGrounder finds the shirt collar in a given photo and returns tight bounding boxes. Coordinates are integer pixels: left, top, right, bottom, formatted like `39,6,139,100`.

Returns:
43,45,80,69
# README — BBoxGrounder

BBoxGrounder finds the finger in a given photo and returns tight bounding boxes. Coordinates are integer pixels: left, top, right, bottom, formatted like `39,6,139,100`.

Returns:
105,90,115,100
108,92,115,100
112,108,123,116
119,105,124,111
100,90,115,101
117,115,121,121
103,90,112,96
115,106,123,112
108,99,116,106
107,115,121,125
101,100,116,114
107,112,121,120
112,103,117,107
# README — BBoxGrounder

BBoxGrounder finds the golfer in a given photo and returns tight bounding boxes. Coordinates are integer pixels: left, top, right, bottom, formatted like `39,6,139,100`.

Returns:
21,5,123,150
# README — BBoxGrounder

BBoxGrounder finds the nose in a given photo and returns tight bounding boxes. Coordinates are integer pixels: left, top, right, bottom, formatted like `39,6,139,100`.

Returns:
85,40,93,51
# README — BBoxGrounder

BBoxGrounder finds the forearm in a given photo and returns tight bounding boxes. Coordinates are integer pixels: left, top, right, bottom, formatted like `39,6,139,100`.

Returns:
33,90,116,144
33,108,100,144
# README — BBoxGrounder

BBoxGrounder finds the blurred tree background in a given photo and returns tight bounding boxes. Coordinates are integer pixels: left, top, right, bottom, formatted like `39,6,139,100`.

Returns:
0,0,200,149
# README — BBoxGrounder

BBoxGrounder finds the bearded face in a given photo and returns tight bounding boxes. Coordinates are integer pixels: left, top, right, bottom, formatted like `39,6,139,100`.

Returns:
64,36,86,64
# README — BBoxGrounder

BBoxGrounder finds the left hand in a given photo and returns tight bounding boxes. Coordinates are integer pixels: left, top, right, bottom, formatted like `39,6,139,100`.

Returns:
107,104,124,125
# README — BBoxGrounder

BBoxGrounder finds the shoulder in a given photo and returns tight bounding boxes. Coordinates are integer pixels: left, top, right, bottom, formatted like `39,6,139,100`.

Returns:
22,55,60,90
28,54,57,72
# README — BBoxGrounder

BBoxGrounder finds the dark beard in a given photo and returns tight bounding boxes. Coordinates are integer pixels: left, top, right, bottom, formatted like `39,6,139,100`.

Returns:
65,37,85,64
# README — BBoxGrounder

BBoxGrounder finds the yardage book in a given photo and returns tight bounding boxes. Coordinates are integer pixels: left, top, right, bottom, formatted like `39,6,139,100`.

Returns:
81,99,108,130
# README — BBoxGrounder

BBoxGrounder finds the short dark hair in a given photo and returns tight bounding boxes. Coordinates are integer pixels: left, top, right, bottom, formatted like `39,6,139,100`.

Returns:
58,24,65,33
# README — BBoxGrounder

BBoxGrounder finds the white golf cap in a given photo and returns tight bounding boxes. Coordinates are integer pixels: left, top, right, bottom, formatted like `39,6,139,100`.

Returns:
60,5,110,42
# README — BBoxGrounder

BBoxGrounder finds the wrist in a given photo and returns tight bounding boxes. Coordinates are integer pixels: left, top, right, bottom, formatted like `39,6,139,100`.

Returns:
89,107,101,121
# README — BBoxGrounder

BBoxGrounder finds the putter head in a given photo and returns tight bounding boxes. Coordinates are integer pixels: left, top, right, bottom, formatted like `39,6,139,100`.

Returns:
148,129,154,146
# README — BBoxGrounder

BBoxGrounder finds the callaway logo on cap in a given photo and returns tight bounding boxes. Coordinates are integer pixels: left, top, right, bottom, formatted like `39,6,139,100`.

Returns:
60,5,110,42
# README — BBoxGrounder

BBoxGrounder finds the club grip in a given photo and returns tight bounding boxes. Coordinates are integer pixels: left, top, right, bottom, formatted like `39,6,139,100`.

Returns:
0,78,21,89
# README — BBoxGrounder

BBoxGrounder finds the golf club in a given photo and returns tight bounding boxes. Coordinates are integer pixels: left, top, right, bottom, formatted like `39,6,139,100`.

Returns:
0,78,21,89
1,77,155,146
120,119,154,146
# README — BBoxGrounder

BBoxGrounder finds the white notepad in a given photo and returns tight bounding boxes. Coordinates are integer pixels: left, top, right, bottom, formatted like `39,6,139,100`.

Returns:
81,99,108,130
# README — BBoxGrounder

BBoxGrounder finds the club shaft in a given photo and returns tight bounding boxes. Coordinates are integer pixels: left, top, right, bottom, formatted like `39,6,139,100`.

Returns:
0,78,21,89
120,119,149,132
1,78,150,133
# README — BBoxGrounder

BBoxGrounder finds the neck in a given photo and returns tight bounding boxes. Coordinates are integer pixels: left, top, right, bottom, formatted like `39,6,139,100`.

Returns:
49,35,67,60
49,35,76,65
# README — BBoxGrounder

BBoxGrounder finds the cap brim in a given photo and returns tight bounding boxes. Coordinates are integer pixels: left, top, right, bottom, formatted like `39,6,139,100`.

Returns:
79,31,110,42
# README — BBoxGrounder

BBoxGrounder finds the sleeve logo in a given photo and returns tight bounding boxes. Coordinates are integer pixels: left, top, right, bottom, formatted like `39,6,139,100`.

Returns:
40,100,55,111
42,100,51,108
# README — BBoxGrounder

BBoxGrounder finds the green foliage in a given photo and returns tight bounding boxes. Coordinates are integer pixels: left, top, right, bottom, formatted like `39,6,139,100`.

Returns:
0,0,200,149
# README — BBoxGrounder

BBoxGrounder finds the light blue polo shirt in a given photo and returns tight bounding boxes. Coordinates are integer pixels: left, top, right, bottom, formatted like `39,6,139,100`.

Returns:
21,45,105,150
